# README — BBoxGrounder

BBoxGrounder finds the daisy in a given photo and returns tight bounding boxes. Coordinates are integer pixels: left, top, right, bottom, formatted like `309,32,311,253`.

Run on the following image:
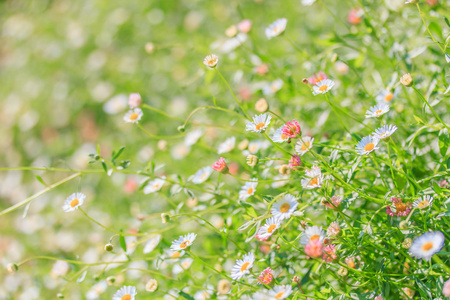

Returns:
304,239,324,258
300,225,325,244
230,252,255,280
308,71,327,84
301,165,323,189
271,193,299,220
289,155,302,169
170,233,197,251
184,129,203,146
413,195,434,210
252,291,275,300
143,177,165,194
86,281,107,300
239,178,258,200
355,136,380,155
268,285,293,299
63,192,85,212
257,267,274,285
272,126,290,143
263,79,283,95
365,104,389,118
409,231,444,261
257,217,281,240
203,54,218,68
123,108,143,123
143,234,162,254
373,125,398,140
295,136,314,156
173,258,194,275
191,166,213,184
312,79,335,95
128,93,142,108
212,157,227,173
282,120,301,138
246,113,272,133
375,89,397,104
265,18,287,40
103,94,128,114
217,136,236,154
112,286,137,300
322,195,342,210
164,249,185,260
386,197,411,217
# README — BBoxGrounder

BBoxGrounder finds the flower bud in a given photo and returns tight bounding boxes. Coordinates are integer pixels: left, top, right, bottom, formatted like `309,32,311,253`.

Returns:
177,125,185,132
212,157,228,173
279,164,291,175
399,220,408,230
145,279,158,292
400,73,413,87
237,19,252,33
217,279,231,295
255,98,269,113
238,139,249,151
246,155,258,167
128,93,142,108
337,266,348,276
161,213,170,224
225,25,237,37
104,243,114,252
402,237,413,249
57,293,64,298
106,276,116,286
292,275,300,283
7,263,18,274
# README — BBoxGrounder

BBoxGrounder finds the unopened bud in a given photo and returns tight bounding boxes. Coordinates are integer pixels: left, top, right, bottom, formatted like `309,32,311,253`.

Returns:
255,98,269,113
7,264,18,274
402,238,413,249
177,125,185,132
145,42,155,54
337,266,348,276
161,213,170,224
145,279,158,292
292,275,300,283
246,155,258,167
106,276,116,286
399,220,408,230
279,164,291,175
302,78,309,84
57,293,64,298
105,243,114,252
400,73,413,87
238,139,249,151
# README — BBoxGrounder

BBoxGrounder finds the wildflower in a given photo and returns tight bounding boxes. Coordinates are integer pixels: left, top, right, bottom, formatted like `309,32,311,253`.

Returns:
401,287,415,299
438,179,449,188
374,295,383,300
409,231,444,261
252,291,273,300
376,89,397,104
289,155,302,169
239,178,258,200
386,197,411,217
104,243,114,252
191,167,213,184
292,275,300,283
246,155,258,167
365,104,389,118
184,129,203,146
217,279,231,295
86,281,107,299
161,213,170,224
295,136,314,156
237,19,252,33
255,98,269,113
225,25,237,37
402,238,413,249
443,278,450,297
238,139,249,150
231,252,255,280
123,108,143,123
312,79,335,95
212,157,228,173
268,285,293,299
413,195,434,210
337,266,348,276
323,244,338,262
173,258,194,274
308,71,327,85
128,93,142,108
170,233,197,251
257,267,274,285
113,286,137,300
203,54,218,68
304,239,323,258
327,221,341,236
263,79,283,95
271,194,299,220
63,192,85,212
217,136,236,154
335,61,349,74
373,125,398,140
106,276,116,286
322,195,342,210
143,177,165,194
400,73,413,86
257,217,282,240
301,165,323,189
246,113,272,133
145,279,158,292
7,263,18,274
282,120,301,138
399,220,409,230
301,225,325,244
103,94,128,114
166,249,185,260
143,234,162,254
347,8,363,25
355,136,380,155
278,164,291,175
302,0,317,5
345,257,356,268
265,18,287,39
272,126,290,143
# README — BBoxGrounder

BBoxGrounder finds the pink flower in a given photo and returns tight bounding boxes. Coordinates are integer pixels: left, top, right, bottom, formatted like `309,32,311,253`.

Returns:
289,155,302,169
322,244,337,262
257,267,274,285
426,0,438,6
128,93,142,108
308,72,328,85
438,179,449,188
282,120,301,138
212,157,228,173
347,8,363,25
327,222,341,237
304,239,323,258
443,278,450,297
322,195,342,210
237,19,252,33
386,197,411,217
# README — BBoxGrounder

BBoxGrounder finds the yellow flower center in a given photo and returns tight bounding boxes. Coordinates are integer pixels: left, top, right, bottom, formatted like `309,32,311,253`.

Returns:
418,201,429,209
275,292,284,299
310,178,318,186
70,199,79,207
281,133,288,140
395,202,407,212
255,123,266,130
422,241,433,251
318,85,328,92
180,241,190,249
310,234,320,241
385,93,394,102
171,252,181,258
240,262,250,272
208,59,216,65
301,142,310,151
129,113,139,121
121,295,132,300
271,85,278,91
247,187,254,194
375,110,382,115
267,224,277,233
280,202,291,213
364,143,374,152
200,173,208,180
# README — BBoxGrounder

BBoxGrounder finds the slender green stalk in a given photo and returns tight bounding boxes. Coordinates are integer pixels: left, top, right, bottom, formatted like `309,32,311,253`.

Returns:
416,3,445,53
412,86,450,132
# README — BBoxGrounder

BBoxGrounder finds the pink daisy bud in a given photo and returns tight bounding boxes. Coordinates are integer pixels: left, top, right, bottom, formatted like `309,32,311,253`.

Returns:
304,239,323,258
308,72,328,85
347,8,363,25
322,244,338,262
212,157,228,173
237,19,252,33
128,93,142,108
289,155,302,169
257,267,274,285
282,120,301,138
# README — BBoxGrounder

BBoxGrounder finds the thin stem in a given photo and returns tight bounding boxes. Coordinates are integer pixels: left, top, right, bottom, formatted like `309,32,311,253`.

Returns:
136,123,185,140
416,3,445,53
142,104,184,122
412,86,449,132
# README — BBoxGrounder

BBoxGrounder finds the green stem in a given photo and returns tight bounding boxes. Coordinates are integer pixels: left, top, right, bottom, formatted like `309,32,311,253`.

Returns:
412,86,449,132
142,104,184,122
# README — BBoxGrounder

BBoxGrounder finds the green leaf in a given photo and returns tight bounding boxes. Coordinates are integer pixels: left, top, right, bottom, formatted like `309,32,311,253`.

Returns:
101,161,108,173
96,144,100,155
439,129,449,156
433,181,443,195
415,277,432,299
119,231,127,252
113,146,125,161
413,115,425,125
246,206,258,219
445,17,450,28
35,175,48,187
179,291,195,300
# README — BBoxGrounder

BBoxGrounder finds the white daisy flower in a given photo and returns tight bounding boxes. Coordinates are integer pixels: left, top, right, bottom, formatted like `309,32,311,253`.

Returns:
86,281,107,300
170,233,197,251
268,285,293,299
409,231,444,261
262,79,283,95
112,286,137,300
265,18,287,40
301,165,323,189
271,194,299,220
373,125,398,140
164,249,185,260
246,114,272,133
203,54,219,68
143,177,165,194
300,225,325,244
191,167,213,184
302,0,317,5
413,195,434,210
405,0,416,3
63,192,85,212
123,108,143,123
230,252,255,280
375,89,397,104
312,79,335,95
295,136,314,156
365,104,389,118
239,178,258,200
218,136,236,154
103,94,128,114
355,136,380,155
143,234,162,254
246,140,270,154
272,126,290,143
184,129,203,146
257,217,282,240
173,257,194,275
252,291,275,300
